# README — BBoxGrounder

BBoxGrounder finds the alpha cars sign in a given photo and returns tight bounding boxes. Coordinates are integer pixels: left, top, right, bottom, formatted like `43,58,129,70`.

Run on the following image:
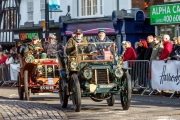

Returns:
150,3,180,24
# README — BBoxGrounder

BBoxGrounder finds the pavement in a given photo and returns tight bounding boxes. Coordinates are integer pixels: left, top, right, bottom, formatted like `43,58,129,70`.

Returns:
0,87,68,120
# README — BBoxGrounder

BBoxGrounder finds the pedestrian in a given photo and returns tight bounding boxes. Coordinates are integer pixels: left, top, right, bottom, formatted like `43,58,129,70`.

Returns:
159,34,173,60
43,34,64,58
123,41,137,61
144,35,155,60
150,36,163,61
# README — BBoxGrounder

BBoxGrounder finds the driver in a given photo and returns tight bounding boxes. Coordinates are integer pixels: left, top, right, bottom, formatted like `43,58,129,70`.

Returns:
66,29,88,56
24,36,43,59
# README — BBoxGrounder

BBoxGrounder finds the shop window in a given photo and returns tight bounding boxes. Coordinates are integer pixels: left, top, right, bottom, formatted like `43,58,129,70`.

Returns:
79,0,103,18
158,25,176,41
27,2,33,21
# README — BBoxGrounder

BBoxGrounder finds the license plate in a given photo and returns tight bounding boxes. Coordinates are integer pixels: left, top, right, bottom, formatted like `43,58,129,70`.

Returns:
99,84,114,88
40,86,54,90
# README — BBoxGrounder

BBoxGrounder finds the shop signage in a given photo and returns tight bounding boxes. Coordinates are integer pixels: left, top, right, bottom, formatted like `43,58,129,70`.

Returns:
49,0,60,11
150,3,180,24
20,33,39,40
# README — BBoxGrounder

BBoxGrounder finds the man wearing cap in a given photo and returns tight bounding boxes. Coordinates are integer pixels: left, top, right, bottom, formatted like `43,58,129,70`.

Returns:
89,29,112,42
66,29,88,55
24,36,43,58
88,29,113,54
43,34,63,58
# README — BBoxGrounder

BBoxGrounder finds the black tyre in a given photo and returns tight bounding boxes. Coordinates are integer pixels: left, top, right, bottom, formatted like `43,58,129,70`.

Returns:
17,73,24,100
120,72,131,110
107,95,115,106
71,74,81,112
24,70,30,101
59,79,69,108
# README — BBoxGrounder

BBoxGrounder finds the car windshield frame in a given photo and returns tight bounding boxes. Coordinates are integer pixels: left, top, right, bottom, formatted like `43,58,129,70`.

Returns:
75,42,116,63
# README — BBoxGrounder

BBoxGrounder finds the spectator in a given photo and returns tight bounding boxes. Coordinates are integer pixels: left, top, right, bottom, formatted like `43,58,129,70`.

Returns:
159,34,173,60
166,36,180,60
144,35,155,60
0,52,8,81
134,42,140,54
43,34,63,58
123,41,137,61
136,39,148,60
11,47,18,62
172,37,178,49
150,36,163,61
5,52,14,65
121,41,126,56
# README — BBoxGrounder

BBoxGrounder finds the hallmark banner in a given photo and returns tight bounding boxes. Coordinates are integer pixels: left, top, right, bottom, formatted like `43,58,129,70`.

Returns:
152,60,180,91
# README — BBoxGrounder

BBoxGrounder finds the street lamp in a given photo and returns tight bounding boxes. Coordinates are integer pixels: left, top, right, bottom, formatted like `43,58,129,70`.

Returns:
45,0,49,39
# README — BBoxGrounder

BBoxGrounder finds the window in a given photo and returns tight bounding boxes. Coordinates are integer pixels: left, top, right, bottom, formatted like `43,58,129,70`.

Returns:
40,0,52,20
40,0,45,19
80,0,103,17
27,2,33,21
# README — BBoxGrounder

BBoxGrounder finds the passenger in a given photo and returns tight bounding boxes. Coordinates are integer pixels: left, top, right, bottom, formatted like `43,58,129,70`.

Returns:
43,34,63,58
66,29,88,56
24,36,43,59
88,29,113,55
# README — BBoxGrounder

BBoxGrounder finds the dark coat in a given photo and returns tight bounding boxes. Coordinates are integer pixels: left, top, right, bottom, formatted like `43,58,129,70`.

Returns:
136,46,147,60
169,45,180,60
89,36,112,42
144,42,155,60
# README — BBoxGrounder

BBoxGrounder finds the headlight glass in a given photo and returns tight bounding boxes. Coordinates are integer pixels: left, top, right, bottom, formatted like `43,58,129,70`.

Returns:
70,62,77,69
25,55,34,63
115,68,123,78
83,68,92,79
37,66,43,73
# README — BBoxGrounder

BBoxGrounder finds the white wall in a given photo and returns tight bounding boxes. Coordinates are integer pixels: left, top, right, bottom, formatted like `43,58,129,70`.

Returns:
19,0,132,26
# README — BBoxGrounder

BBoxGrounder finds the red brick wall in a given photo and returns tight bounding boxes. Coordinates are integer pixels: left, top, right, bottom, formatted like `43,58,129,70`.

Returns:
132,0,164,14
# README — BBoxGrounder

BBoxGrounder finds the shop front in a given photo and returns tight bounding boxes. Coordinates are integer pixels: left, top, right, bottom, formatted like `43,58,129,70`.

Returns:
59,16,116,45
112,8,155,54
150,3,180,39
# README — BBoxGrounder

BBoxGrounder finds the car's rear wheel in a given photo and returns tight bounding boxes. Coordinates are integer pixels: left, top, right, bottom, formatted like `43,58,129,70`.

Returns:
17,73,24,100
107,95,115,106
59,78,69,108
71,74,81,112
24,70,30,101
120,72,131,110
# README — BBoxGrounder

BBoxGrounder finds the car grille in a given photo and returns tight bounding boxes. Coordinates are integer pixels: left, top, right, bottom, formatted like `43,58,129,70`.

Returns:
90,69,113,84
42,65,59,78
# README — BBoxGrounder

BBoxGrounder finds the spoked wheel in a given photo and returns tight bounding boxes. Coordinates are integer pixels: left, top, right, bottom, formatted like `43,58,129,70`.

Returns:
59,78,69,108
17,73,24,100
71,74,81,112
107,95,115,106
120,72,131,110
24,70,30,101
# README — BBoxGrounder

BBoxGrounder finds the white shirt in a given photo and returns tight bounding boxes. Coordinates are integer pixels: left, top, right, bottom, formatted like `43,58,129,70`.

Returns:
5,57,14,65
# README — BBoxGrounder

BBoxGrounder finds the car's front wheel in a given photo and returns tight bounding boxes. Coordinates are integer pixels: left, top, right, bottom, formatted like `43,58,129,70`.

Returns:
71,73,81,112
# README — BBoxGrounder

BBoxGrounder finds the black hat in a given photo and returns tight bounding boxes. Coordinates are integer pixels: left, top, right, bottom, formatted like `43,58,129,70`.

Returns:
74,29,83,34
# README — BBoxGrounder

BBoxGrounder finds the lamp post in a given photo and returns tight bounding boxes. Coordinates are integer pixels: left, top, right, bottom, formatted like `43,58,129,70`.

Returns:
45,0,49,39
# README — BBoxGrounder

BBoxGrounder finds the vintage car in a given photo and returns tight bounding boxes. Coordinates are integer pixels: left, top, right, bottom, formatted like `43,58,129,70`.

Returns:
17,47,60,101
57,42,131,112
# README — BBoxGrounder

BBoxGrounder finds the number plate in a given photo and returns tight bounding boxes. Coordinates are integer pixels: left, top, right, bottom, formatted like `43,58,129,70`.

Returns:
40,86,54,90
99,84,114,88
